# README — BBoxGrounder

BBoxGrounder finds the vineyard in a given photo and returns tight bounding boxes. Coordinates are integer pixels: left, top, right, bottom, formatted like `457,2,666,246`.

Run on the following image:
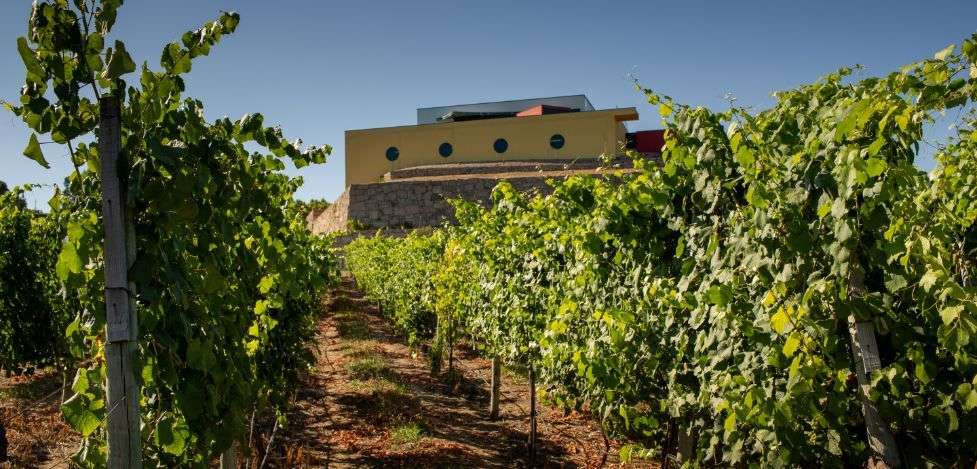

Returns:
345,39,977,467
1,0,977,468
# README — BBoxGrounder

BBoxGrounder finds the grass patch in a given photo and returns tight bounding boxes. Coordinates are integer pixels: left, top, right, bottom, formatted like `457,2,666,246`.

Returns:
335,313,370,340
389,421,424,448
346,355,391,380
503,363,529,383
343,339,380,359
343,376,414,421
333,311,356,321
330,295,366,312
349,377,409,395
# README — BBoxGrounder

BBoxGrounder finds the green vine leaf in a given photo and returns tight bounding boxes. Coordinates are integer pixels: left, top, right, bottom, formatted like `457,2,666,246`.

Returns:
935,44,955,60
783,332,801,358
103,40,136,79
62,394,100,437
55,242,81,280
22,133,49,169
771,308,790,335
155,415,190,456
16,37,43,80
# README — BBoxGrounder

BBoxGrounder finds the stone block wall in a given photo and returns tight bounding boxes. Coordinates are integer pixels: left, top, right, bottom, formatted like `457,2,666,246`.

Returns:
309,187,351,234
384,157,633,181
308,157,649,235
310,175,553,234
332,177,549,232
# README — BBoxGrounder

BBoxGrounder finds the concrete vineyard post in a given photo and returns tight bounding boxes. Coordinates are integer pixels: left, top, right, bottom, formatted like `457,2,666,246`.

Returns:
100,95,142,468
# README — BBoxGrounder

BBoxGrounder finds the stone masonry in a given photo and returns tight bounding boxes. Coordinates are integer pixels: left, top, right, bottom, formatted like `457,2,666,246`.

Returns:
308,158,640,235
309,175,553,234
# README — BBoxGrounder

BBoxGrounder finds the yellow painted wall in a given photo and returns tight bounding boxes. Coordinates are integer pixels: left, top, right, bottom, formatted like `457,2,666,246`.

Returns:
345,108,638,185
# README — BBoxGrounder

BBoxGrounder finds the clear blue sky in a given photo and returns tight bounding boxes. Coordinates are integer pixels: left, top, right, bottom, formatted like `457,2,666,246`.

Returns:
2,1,976,209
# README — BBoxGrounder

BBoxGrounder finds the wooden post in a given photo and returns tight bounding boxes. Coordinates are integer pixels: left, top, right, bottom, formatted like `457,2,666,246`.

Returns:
849,318,901,468
100,95,142,468
447,317,454,374
676,423,694,465
489,356,501,420
660,418,673,469
0,419,8,463
527,364,537,467
847,263,900,468
220,443,237,469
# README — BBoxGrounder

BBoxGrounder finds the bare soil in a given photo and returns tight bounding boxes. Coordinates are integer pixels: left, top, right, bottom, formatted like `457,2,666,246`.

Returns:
0,368,78,468
269,277,656,468
0,277,657,468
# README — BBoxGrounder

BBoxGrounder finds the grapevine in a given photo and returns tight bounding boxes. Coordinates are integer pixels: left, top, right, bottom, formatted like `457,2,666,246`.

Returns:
346,37,977,466
6,0,339,465
0,186,73,374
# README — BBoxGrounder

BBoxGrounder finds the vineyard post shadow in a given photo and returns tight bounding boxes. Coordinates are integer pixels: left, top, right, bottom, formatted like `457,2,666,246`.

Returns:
99,95,142,468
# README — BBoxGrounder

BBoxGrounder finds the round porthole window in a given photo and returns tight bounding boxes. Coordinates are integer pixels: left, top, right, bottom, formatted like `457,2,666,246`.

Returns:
493,138,508,154
439,142,453,158
385,146,399,161
550,134,565,149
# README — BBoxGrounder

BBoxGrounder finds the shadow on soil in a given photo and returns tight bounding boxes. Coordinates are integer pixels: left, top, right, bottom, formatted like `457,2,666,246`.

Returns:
279,278,587,468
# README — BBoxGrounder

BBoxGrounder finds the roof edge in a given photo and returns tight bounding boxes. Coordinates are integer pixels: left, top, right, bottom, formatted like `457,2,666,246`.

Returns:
347,107,638,134
416,94,592,112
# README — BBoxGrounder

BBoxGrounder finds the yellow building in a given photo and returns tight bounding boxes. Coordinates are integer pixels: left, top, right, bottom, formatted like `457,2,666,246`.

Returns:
309,95,662,235
345,95,639,185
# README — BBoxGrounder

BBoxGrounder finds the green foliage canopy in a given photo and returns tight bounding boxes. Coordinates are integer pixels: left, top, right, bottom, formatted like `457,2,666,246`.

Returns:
0,186,73,373
5,0,339,465
344,36,977,466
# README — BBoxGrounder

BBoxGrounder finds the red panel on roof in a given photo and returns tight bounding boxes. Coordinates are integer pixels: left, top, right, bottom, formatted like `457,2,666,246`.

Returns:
634,130,665,153
516,104,576,117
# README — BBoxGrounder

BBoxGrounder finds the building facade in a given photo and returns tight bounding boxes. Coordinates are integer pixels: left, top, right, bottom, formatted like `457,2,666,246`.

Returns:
346,95,639,185
310,95,662,235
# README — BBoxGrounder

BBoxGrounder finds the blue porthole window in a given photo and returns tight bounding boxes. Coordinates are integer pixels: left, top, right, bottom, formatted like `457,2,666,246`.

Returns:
385,146,399,161
550,134,565,149
439,142,453,158
493,138,508,154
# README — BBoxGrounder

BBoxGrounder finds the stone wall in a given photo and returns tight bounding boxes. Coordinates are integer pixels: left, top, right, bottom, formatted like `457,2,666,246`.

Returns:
309,158,648,235
384,157,633,181
311,175,560,234
354,176,549,231
309,187,351,234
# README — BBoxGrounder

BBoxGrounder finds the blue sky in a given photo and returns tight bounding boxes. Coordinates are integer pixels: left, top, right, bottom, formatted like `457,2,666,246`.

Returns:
2,1,976,209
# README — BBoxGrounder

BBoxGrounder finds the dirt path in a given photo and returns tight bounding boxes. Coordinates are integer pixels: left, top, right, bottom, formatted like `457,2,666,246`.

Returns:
0,369,78,467
0,277,656,468
275,277,654,468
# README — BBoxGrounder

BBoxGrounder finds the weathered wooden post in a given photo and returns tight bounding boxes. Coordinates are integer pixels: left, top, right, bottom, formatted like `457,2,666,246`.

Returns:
489,356,501,420
675,423,694,465
220,443,237,469
100,95,142,468
848,264,901,468
849,319,901,468
527,364,538,467
0,420,8,463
